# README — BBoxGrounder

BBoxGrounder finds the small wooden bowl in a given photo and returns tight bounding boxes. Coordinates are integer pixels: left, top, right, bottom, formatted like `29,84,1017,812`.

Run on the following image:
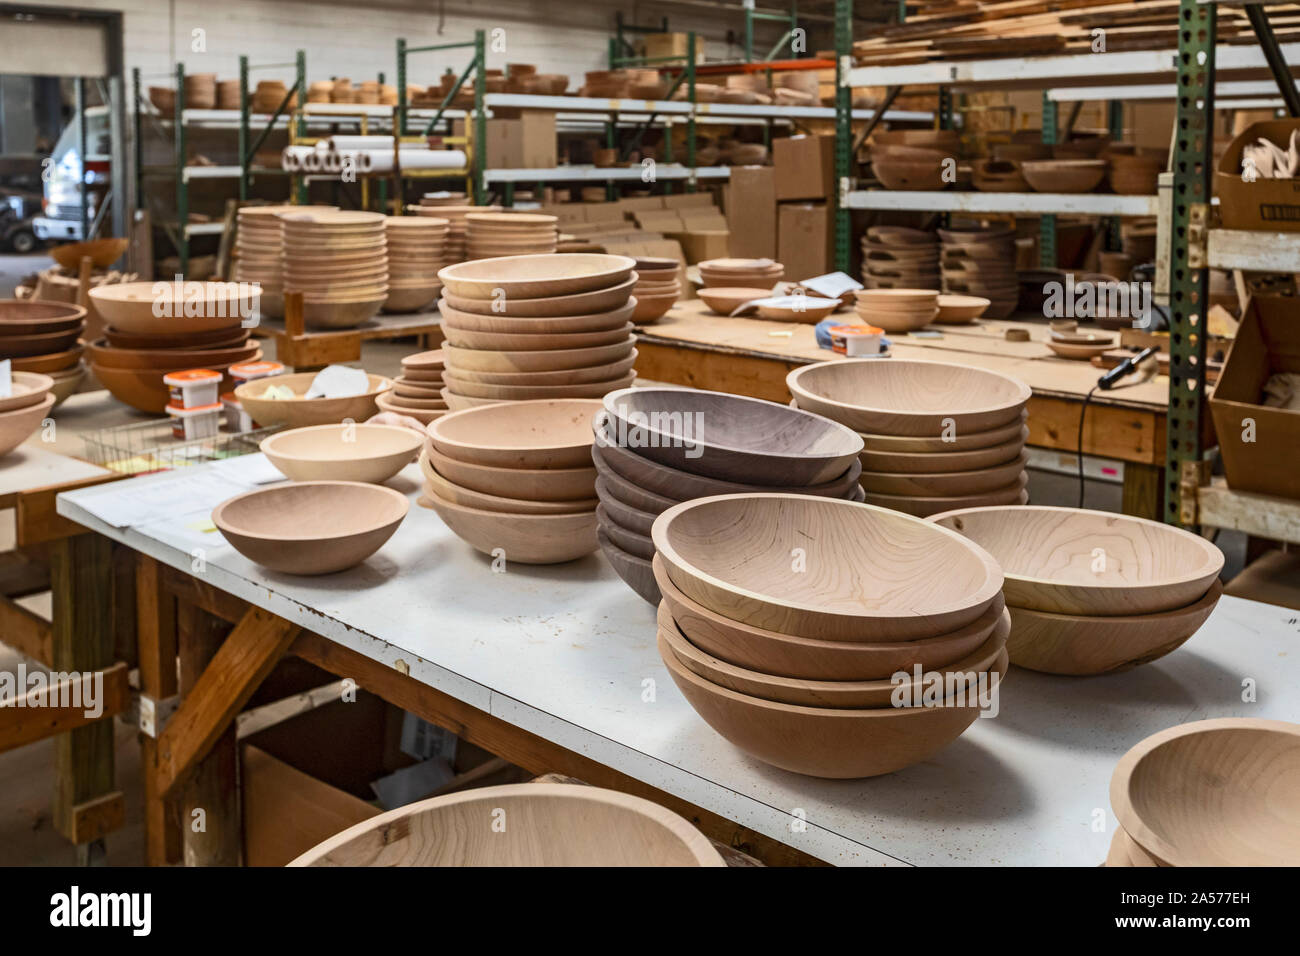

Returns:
1006,581,1222,674
438,254,635,300
212,481,408,575
11,345,84,374
598,528,660,604
1110,718,1300,866
419,450,597,515
424,443,595,501
401,349,445,371
0,394,56,458
440,276,636,318
935,294,990,323
653,493,1004,643
261,424,421,484
697,287,775,315
659,630,1006,778
0,372,54,414
374,393,447,425
427,399,602,470
927,505,1225,615
426,486,598,563
1020,159,1107,193
437,299,634,334
235,372,391,427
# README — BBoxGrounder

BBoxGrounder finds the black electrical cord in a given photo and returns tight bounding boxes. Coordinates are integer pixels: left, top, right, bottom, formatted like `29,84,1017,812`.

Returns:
1077,383,1099,510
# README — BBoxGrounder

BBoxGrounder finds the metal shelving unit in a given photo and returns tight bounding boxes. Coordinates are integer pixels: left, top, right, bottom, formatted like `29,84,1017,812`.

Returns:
396,31,484,206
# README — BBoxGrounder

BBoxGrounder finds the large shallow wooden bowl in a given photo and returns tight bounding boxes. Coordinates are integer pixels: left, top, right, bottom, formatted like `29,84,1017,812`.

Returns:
425,487,597,563
103,323,249,351
235,372,391,427
261,424,421,484
598,506,655,559
437,254,636,300
0,372,54,414
592,420,862,500
600,387,863,486
0,394,55,458
655,555,1005,680
660,630,1005,778
859,453,1029,496
85,338,259,371
1110,718,1300,867
659,600,1009,708
420,451,596,515
652,494,1003,642
860,431,1026,473
441,277,636,318
427,399,602,470
596,477,658,535
443,338,634,374
861,478,1028,518
11,345,83,374
593,455,679,514
290,782,723,866
0,298,86,332
0,326,84,357
212,481,408,575
89,282,257,335
49,238,130,271
437,299,634,334
92,359,254,414
425,443,595,501
787,359,1031,436
928,505,1225,615
443,354,637,388
1006,581,1222,674
441,370,635,402
598,528,659,604
440,319,634,352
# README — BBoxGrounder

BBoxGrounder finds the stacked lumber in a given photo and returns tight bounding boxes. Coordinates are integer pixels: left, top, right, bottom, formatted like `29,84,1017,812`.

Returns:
853,0,1300,66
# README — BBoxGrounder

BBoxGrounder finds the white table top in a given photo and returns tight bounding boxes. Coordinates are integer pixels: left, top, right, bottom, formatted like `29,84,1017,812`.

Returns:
0,442,112,503
57,458,1300,866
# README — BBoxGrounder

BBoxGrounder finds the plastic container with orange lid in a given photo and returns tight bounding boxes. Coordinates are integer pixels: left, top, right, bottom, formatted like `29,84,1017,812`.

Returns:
221,391,254,433
163,369,222,409
828,324,885,357
166,401,223,441
230,361,285,385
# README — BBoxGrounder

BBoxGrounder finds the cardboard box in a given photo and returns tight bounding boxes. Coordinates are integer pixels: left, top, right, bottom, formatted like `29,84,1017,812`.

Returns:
774,135,835,201
726,166,777,258
662,192,716,209
665,228,729,263
466,113,556,169
1215,119,1300,231
1208,295,1300,500
777,202,833,282
636,32,705,64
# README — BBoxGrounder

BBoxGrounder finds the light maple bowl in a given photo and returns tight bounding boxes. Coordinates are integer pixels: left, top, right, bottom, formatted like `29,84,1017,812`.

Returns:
860,431,1027,474
437,299,634,334
441,370,636,401
89,281,257,335
235,372,392,427
654,554,1004,680
425,487,598,563
437,253,636,300
442,337,634,373
424,443,595,501
0,371,54,414
927,505,1225,615
660,630,1007,778
856,412,1028,453
697,287,773,315
0,394,56,458
1110,718,1300,867
652,494,1003,642
440,277,637,318
260,424,422,484
859,452,1029,496
440,319,634,352
1006,581,1222,674
861,478,1028,518
659,599,1009,708
212,481,409,575
289,781,723,866
787,359,1031,436
86,337,259,370
426,399,603,469
600,387,863,486
420,451,597,515
442,353,637,387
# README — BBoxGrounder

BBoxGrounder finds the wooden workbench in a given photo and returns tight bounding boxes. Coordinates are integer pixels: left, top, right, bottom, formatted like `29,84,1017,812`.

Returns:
635,301,1176,518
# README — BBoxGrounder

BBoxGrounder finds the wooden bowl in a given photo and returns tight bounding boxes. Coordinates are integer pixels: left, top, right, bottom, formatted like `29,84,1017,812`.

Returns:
855,305,937,333
427,399,602,469
437,254,635,300
441,370,635,401
1020,159,1107,193
935,294,990,323
1007,581,1221,674
1110,718,1300,866
592,455,678,515
443,337,633,374
235,372,391,427
787,359,1031,436
438,299,634,334
260,424,422,484
0,298,87,333
696,288,774,315
927,505,1225,615
0,372,54,414
0,394,55,458
632,295,676,324
442,354,636,387
859,431,1027,473
401,349,445,371
373,394,446,425
103,324,249,350
11,346,83,373
424,443,595,502
873,158,948,190
861,477,1028,518
596,477,658,536
440,319,634,352
0,326,84,357
653,494,1003,642
425,486,598,563
89,282,256,334
592,420,862,500
86,338,260,370
1047,339,1114,360
383,285,440,314
597,506,655,559
600,387,863,486
289,781,722,866
48,238,130,271
212,481,408,575
661,598,1009,708
597,528,660,604
91,358,254,413
440,276,636,318
860,452,1028,496
420,451,596,514
660,629,1006,778
654,554,1005,680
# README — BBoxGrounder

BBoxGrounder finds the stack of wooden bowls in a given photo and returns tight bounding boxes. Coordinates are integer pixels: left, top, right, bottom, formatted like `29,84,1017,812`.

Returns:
421,399,602,564
1046,325,1116,360
0,370,56,458
413,204,501,264
376,349,447,425
2,301,87,406
869,129,960,191
594,387,866,604
251,80,293,113
183,73,217,109
437,254,639,408
87,282,261,413
216,80,241,111
465,212,558,260
652,493,1009,778
853,288,939,333
383,216,448,314
236,204,318,321
698,258,783,289
280,210,388,328
788,359,1032,517
939,224,1019,319
860,225,940,290
930,505,1224,675
629,256,680,323
1106,718,1300,866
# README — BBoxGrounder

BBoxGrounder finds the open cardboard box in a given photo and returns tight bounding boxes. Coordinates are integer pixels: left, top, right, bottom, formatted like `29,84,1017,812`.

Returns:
1208,294,1300,500
1215,118,1300,232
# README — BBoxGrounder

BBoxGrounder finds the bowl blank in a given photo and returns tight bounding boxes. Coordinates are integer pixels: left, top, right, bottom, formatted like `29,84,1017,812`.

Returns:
260,424,421,483
437,299,634,333
441,319,634,352
420,450,596,514
443,337,635,373
427,399,602,469
235,372,391,427
424,443,595,501
860,431,1027,473
859,453,1029,496
861,478,1028,518
438,253,635,299
426,487,598,564
0,394,56,457
90,281,256,335
440,277,636,318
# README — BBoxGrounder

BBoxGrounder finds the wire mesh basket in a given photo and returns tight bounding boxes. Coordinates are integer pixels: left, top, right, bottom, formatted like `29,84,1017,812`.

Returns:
82,419,284,476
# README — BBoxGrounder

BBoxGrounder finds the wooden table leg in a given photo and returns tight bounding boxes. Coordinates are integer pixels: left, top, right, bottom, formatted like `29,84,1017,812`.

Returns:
136,554,181,865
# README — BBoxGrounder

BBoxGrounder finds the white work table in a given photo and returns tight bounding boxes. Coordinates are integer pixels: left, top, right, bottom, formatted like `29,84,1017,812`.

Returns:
58,458,1299,866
